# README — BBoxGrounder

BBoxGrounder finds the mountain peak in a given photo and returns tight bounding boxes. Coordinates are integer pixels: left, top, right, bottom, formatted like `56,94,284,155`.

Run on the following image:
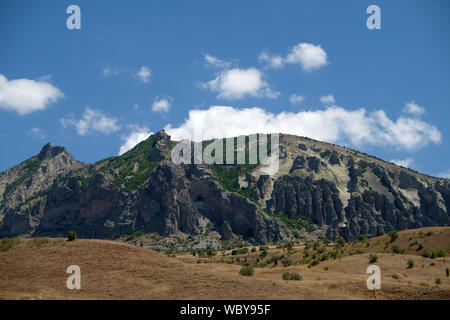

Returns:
38,142,68,160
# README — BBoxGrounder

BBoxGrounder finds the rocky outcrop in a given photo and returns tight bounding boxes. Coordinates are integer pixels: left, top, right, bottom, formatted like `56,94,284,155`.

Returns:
0,131,449,244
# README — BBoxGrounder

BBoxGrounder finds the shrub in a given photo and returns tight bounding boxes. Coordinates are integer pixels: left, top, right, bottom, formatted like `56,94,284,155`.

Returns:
416,243,423,251
391,245,406,254
388,230,398,242
431,248,446,258
369,254,378,263
310,258,320,266
320,252,330,261
282,271,302,281
425,231,433,237
330,250,339,259
435,278,441,285
324,267,329,271
282,258,293,267
251,247,256,253
67,231,77,242
407,259,414,269
125,231,144,241
335,237,345,248
392,274,399,279
422,250,431,258
239,265,254,276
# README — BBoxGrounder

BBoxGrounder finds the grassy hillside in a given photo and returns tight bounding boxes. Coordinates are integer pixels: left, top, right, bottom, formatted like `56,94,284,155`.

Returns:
0,227,449,300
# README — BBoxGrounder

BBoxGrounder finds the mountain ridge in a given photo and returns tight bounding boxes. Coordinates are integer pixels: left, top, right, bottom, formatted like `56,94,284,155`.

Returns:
0,130,449,246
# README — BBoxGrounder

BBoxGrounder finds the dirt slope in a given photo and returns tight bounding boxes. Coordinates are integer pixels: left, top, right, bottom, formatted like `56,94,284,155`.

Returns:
0,228,449,300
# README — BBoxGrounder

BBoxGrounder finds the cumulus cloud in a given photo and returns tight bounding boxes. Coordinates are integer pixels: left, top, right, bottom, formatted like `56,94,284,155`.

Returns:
61,108,120,136
259,43,328,71
152,96,173,113
390,158,415,168
286,43,328,71
289,94,305,104
258,51,284,69
320,94,335,104
165,105,441,151
204,54,232,68
136,66,151,83
202,68,279,100
0,74,63,115
403,100,425,116
118,126,153,155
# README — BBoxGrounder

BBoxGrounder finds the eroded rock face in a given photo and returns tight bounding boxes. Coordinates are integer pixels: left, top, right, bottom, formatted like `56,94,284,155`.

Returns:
0,131,449,243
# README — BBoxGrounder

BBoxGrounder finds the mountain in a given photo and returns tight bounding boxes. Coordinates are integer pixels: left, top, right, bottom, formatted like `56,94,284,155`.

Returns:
1,130,449,247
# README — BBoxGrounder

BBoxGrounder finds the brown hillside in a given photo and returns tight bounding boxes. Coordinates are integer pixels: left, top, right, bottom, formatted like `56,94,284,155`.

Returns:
1,228,449,300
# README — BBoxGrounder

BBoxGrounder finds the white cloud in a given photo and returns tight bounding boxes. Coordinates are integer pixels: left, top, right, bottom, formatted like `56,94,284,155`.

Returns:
204,54,231,68
320,94,335,104
152,96,173,113
61,108,120,136
202,68,279,100
28,127,46,140
259,43,328,72
289,94,305,104
390,158,415,168
0,74,63,115
403,100,425,116
136,66,151,83
165,105,441,151
259,51,284,69
437,170,450,179
102,67,120,77
118,126,153,155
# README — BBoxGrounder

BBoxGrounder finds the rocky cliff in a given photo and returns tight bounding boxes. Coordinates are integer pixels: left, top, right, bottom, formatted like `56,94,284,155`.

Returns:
0,131,449,245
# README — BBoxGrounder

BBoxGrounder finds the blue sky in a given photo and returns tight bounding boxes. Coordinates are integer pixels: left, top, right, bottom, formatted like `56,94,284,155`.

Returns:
0,0,449,177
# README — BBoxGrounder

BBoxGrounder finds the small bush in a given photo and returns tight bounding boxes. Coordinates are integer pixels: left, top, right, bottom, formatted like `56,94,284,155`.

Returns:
369,254,378,263
431,248,446,258
251,247,257,253
388,230,398,243
416,243,423,251
391,245,406,254
282,271,302,281
392,274,399,279
282,258,293,267
425,231,433,237
67,231,77,242
239,265,254,276
335,237,345,248
407,259,414,269
422,250,431,258
435,278,441,285
324,267,329,271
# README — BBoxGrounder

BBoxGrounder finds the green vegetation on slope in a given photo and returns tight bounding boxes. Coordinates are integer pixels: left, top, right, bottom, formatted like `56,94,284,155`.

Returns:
5,158,41,194
206,134,273,202
81,134,160,191
264,210,317,233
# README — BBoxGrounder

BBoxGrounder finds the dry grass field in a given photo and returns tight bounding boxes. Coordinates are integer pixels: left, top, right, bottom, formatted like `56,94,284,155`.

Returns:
0,227,449,300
